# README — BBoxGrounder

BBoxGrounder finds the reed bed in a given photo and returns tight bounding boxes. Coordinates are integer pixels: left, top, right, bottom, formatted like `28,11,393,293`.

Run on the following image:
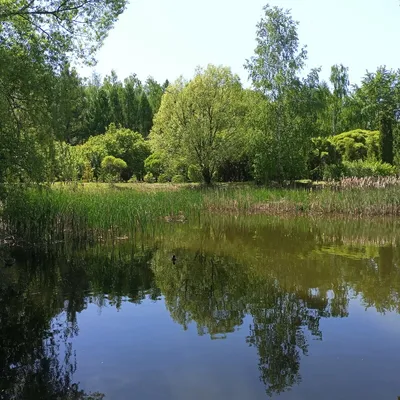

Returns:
2,180,400,244
1,185,203,244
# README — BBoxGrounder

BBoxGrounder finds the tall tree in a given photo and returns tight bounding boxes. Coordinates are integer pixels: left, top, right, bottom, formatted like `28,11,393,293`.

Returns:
137,92,153,137
150,65,245,184
52,64,85,144
123,74,141,131
245,4,307,100
355,67,400,164
244,4,309,182
144,77,164,116
329,64,350,134
104,70,125,127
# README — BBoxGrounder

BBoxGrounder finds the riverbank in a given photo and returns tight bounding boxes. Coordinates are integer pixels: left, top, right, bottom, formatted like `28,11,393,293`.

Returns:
2,180,400,244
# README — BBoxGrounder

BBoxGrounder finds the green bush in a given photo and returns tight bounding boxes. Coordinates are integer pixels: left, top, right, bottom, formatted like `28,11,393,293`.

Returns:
144,172,155,183
330,129,380,162
308,137,342,180
342,160,396,178
82,161,94,182
171,174,185,184
188,164,202,182
144,153,163,180
128,175,137,183
71,125,150,180
158,173,170,183
322,164,344,181
100,156,127,182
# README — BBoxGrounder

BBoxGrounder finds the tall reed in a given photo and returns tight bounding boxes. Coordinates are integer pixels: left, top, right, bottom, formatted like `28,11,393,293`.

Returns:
3,182,400,244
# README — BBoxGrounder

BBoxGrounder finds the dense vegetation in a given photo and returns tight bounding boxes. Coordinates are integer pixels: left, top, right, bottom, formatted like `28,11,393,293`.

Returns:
2,2,400,190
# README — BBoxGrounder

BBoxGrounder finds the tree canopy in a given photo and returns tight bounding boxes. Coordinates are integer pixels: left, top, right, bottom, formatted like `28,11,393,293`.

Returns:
150,65,246,184
1,2,400,186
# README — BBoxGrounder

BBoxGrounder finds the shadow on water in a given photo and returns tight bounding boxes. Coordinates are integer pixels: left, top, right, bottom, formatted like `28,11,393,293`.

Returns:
2,216,400,398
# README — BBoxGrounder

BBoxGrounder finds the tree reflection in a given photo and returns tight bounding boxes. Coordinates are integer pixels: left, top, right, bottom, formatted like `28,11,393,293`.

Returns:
0,267,81,399
154,250,247,337
3,215,400,398
154,250,323,396
0,242,155,399
247,284,322,396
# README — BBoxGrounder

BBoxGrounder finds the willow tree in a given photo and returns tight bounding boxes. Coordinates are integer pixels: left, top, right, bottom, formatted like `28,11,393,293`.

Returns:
150,65,245,184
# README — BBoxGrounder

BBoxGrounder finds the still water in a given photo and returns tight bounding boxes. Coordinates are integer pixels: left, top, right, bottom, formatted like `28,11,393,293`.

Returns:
1,216,400,399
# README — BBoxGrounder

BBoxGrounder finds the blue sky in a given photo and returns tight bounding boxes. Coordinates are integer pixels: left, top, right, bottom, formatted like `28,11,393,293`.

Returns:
80,0,400,88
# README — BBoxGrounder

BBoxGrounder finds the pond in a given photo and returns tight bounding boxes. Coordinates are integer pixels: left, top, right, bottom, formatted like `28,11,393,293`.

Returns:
1,216,400,399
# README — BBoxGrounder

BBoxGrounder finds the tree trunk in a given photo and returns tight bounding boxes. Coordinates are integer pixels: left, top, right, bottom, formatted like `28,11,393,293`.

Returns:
202,167,212,185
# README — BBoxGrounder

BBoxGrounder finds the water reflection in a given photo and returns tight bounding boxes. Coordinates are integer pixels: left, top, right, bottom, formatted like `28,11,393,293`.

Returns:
1,216,400,398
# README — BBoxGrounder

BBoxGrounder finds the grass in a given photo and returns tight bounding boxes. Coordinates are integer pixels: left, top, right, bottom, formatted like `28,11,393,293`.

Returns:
3,180,400,243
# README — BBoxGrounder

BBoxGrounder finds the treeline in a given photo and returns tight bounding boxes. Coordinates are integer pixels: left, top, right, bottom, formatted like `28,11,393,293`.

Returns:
56,69,169,144
2,2,400,186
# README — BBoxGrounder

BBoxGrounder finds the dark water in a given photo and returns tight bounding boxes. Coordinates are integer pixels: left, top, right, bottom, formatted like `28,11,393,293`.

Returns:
2,216,400,400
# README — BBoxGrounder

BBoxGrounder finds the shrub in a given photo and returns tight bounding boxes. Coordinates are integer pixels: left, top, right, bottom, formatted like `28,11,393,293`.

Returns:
322,164,344,181
144,172,155,183
158,173,170,183
82,161,94,182
144,153,163,180
73,125,150,179
330,129,380,162
309,137,342,180
128,175,138,183
100,156,127,182
342,160,396,178
171,174,185,184
188,164,202,182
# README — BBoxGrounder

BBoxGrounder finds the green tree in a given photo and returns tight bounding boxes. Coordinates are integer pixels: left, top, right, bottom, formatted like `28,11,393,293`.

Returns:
0,0,127,66
150,65,245,184
137,91,153,137
104,70,125,127
329,64,350,135
245,4,310,182
52,63,86,144
245,4,307,100
356,67,400,164
144,77,164,116
123,74,142,131
0,0,128,183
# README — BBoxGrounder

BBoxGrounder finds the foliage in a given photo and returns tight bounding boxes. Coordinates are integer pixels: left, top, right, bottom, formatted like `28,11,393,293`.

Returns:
322,164,344,181
144,172,156,183
72,124,150,180
342,160,396,178
245,4,307,100
82,162,95,182
100,156,127,181
171,175,185,184
308,137,342,180
158,173,170,183
144,153,164,180
150,64,246,184
0,0,128,183
188,165,203,182
330,129,380,162
244,5,315,182
1,0,128,66
329,64,350,134
350,68,400,164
